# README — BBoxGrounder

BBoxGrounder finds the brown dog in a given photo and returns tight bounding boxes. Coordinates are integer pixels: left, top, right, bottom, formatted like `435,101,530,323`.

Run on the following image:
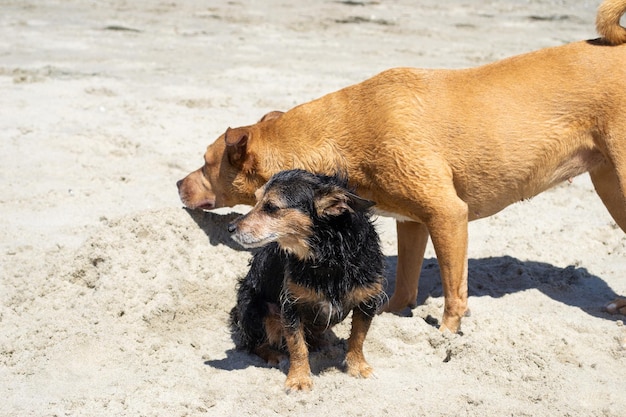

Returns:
178,0,626,333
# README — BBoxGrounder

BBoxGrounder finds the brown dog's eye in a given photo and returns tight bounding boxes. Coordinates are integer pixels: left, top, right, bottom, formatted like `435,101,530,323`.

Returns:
263,201,280,214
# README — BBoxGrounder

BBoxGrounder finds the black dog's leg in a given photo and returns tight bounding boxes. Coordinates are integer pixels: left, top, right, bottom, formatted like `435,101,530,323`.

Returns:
231,291,286,366
230,277,266,345
345,305,375,378
230,245,287,365
253,303,287,365
281,302,313,391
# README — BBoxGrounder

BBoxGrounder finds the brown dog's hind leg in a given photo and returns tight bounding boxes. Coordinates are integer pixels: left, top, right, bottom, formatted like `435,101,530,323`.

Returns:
384,221,429,312
345,308,375,378
590,158,626,315
590,161,626,232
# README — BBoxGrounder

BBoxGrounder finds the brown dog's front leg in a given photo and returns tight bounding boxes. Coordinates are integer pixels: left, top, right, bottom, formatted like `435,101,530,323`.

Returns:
428,202,469,334
384,221,429,312
345,308,374,378
283,320,313,391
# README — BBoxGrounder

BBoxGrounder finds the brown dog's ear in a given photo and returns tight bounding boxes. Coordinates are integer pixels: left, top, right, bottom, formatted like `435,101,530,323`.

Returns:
258,110,284,122
224,127,255,172
224,126,249,147
316,189,375,217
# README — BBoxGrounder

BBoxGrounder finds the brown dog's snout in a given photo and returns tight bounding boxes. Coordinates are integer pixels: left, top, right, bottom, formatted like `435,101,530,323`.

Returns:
176,173,217,210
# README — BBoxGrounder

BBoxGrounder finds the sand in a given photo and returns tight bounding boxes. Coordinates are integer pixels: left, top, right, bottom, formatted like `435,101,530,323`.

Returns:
1,0,625,416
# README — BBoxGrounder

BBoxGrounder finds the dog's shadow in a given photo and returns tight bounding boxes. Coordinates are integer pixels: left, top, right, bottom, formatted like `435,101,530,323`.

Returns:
186,208,623,373
184,207,249,251
184,208,623,322
185,208,621,320
385,255,623,323
205,330,350,376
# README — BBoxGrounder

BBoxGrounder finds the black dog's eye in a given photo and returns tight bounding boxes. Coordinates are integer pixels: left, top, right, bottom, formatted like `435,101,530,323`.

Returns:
263,201,280,214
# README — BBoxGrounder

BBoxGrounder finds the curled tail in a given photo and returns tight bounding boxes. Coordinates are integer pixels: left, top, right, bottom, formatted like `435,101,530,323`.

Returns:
596,0,626,45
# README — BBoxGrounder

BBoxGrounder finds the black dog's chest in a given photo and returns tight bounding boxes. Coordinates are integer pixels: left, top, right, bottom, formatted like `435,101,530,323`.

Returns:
283,253,381,327
296,296,351,328
285,276,362,329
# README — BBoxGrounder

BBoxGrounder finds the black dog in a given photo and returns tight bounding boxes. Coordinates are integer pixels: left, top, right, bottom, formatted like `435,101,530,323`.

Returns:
228,169,385,391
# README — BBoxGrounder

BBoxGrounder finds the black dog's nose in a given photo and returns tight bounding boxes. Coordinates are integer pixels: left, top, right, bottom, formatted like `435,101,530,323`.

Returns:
227,222,237,233
176,179,183,189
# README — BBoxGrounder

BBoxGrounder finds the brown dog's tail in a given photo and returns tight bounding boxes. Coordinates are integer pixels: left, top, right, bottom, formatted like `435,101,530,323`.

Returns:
596,0,626,45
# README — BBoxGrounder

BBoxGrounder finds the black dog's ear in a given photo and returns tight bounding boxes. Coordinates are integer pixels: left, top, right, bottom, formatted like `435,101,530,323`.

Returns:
316,188,375,217
346,191,376,212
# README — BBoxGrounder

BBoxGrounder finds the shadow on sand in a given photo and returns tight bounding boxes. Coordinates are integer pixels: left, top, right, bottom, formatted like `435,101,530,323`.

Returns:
384,254,621,323
184,208,623,371
184,207,621,323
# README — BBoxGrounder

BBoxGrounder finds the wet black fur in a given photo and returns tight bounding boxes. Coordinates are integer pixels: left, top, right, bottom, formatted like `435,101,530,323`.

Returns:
229,169,385,358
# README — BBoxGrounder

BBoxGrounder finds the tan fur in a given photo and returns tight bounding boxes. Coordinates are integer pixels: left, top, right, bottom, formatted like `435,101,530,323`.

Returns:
263,312,284,349
345,282,384,309
178,0,626,332
229,188,314,260
286,281,324,305
597,0,626,44
345,309,375,379
283,280,380,383
285,280,383,314
315,190,354,217
252,343,285,367
283,322,313,391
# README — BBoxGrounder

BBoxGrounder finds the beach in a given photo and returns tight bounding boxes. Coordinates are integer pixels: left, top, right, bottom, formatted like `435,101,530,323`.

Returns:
1,1,626,415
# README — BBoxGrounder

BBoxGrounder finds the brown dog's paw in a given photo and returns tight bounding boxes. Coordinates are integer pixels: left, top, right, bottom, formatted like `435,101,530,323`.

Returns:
382,295,417,314
284,373,313,392
345,353,374,379
606,298,626,315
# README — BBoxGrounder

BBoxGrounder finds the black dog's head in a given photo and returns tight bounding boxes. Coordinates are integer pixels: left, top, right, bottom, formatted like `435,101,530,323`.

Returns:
227,169,375,260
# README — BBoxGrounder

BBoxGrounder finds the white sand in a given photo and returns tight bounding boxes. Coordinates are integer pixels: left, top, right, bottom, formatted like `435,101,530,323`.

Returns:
1,1,625,416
